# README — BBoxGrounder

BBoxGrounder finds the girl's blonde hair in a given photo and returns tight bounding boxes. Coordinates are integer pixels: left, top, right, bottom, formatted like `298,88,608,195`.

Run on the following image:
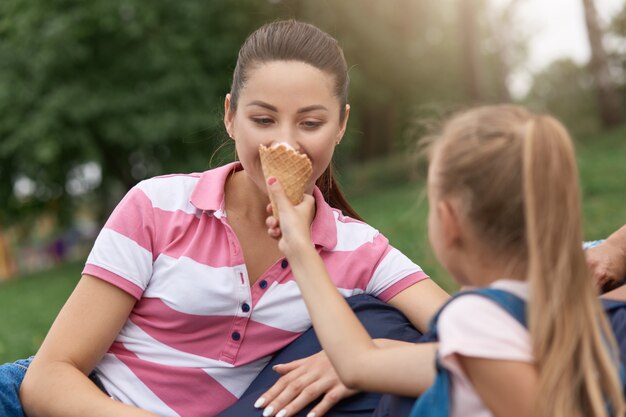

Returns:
428,105,623,417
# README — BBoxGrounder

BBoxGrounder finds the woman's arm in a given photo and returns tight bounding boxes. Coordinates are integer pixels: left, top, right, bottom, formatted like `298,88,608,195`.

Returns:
20,274,159,417
386,279,449,333
457,356,537,417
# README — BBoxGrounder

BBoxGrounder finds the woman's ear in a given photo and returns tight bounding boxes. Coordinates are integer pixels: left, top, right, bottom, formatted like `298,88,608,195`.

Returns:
224,94,235,139
337,104,350,144
437,199,462,248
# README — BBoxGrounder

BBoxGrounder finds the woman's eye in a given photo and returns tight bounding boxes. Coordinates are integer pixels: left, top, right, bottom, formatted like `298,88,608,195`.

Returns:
302,120,323,128
253,118,274,126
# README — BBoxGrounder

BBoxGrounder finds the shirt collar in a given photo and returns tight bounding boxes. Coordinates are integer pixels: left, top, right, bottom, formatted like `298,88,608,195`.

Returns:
310,187,338,250
190,162,240,213
190,161,338,250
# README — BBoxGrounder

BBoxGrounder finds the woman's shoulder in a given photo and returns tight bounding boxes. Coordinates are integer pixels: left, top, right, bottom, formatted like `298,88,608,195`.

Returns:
137,172,203,189
132,172,201,197
331,209,388,246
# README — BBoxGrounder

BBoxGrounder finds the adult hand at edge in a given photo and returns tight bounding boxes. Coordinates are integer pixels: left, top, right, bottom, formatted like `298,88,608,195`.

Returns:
254,350,358,417
586,240,626,293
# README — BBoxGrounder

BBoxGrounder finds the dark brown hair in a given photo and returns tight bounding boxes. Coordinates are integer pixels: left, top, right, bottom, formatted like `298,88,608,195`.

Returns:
230,20,361,220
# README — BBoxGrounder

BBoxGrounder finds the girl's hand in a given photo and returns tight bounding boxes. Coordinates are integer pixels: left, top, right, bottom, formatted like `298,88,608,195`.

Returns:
254,351,358,417
266,177,316,258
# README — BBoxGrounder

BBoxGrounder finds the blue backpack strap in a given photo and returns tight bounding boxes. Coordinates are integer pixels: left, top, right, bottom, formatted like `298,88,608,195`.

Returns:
465,288,527,327
409,288,527,417
423,288,527,340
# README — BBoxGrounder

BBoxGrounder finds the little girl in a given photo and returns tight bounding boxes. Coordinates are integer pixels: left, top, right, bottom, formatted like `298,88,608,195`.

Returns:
265,104,625,417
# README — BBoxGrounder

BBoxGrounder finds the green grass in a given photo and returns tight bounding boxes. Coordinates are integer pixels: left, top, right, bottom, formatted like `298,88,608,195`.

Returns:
0,262,81,362
576,126,626,240
1,126,625,362
345,125,626,293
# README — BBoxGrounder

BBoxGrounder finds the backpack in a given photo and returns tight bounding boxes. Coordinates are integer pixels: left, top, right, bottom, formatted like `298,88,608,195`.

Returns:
408,288,525,417
409,288,625,417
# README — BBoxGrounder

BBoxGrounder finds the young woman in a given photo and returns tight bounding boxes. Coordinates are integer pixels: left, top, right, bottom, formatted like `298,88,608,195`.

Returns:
266,104,625,416
4,20,448,417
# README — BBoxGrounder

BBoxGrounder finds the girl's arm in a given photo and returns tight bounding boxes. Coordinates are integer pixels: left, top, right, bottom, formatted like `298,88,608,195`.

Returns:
20,274,159,417
457,356,538,417
288,241,436,395
266,178,437,396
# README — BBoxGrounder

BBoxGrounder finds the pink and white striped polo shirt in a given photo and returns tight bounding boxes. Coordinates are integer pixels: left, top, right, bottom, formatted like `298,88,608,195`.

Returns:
83,162,428,417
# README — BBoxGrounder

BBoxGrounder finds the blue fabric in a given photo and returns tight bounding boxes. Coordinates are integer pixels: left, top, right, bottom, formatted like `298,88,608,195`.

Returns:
602,298,626,397
216,294,423,417
408,288,527,417
583,239,606,250
0,358,31,417
371,394,417,417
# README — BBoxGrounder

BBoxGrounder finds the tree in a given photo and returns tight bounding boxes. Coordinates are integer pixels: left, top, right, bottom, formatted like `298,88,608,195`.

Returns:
0,0,275,225
525,59,601,136
581,0,624,127
459,0,482,102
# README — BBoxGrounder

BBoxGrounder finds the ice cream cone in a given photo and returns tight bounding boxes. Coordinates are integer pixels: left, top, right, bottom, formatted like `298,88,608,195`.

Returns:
259,143,313,219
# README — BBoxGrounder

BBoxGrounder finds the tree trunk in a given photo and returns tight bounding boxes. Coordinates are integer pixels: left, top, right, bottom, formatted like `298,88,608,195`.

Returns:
358,104,395,161
459,0,482,103
582,0,624,128
488,0,519,102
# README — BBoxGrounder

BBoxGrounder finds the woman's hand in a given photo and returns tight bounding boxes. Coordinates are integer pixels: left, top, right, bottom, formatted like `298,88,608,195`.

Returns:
265,177,316,258
254,351,358,417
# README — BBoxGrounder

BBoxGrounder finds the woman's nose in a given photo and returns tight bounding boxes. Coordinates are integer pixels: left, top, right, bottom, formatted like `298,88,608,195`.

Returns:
273,128,301,151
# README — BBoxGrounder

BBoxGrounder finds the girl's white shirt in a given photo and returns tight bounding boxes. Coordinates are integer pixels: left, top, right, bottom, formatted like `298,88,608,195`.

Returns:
437,279,532,417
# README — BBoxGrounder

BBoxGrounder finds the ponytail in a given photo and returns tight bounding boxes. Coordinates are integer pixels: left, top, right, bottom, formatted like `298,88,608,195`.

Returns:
523,116,623,417
430,105,624,417
316,164,363,221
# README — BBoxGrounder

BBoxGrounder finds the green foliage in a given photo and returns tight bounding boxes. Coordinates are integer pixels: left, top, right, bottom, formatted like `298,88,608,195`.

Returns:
0,0,275,224
0,261,81,360
524,59,601,136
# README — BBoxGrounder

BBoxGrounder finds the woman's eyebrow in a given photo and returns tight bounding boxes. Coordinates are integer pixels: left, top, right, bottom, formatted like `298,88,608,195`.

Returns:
297,105,328,114
246,101,328,114
247,100,278,111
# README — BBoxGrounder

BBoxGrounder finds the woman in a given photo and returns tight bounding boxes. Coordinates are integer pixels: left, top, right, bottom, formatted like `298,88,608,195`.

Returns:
7,20,448,417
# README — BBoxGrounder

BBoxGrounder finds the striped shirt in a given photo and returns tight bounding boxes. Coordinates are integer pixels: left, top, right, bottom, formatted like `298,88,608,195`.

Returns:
83,162,428,417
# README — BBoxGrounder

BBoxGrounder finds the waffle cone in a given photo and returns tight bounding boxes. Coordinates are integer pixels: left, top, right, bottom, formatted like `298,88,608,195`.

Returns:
259,144,312,219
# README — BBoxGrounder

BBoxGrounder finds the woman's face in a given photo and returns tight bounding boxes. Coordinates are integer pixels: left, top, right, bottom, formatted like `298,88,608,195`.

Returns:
224,60,349,195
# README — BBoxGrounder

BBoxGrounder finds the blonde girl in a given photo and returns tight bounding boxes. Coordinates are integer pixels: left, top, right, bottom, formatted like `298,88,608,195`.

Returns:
266,104,624,417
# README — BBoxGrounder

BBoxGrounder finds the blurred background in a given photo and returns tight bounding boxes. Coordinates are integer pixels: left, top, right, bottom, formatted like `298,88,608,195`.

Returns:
1,0,625,360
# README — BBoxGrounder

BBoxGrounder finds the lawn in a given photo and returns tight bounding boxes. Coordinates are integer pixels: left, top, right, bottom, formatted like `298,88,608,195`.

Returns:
0,261,81,362
1,126,625,363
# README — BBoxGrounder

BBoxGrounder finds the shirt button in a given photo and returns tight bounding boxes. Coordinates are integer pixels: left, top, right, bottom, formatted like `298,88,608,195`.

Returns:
241,303,250,313
259,280,268,289
231,331,241,341
281,259,289,269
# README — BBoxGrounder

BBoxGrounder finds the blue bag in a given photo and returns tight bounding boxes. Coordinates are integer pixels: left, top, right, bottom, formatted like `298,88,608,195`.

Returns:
408,288,526,417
